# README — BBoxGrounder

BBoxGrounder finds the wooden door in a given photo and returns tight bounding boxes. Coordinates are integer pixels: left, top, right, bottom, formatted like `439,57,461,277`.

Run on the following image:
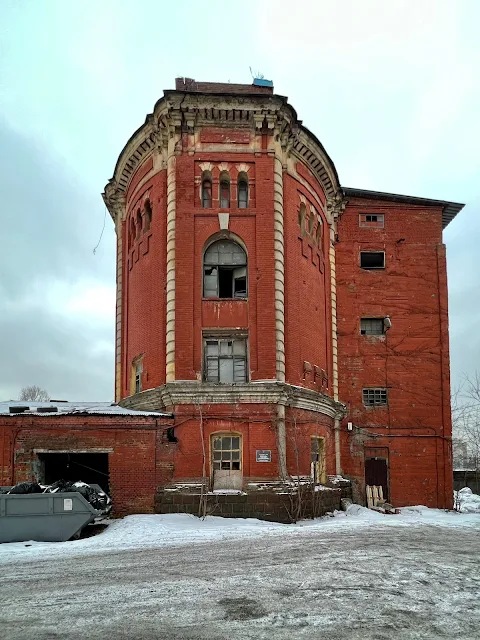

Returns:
212,435,242,491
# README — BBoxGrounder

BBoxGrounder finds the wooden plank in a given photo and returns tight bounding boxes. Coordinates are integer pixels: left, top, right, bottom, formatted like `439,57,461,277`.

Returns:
366,485,374,509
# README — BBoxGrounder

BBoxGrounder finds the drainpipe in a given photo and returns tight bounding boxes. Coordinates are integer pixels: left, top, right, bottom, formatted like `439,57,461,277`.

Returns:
328,200,342,476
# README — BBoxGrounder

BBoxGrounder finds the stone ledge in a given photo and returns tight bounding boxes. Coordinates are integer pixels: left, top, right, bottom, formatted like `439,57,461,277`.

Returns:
120,381,346,419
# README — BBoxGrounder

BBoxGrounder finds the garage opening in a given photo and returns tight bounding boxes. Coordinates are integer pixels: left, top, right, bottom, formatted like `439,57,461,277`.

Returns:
37,453,109,493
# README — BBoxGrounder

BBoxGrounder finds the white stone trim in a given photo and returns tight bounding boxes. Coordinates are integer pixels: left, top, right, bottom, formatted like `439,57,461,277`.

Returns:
120,381,346,419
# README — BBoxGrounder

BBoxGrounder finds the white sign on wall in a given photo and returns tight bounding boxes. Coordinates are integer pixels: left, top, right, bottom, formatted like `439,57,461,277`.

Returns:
63,498,73,511
256,450,272,463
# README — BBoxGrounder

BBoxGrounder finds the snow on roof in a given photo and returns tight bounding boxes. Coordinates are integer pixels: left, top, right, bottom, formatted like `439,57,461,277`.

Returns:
0,401,173,418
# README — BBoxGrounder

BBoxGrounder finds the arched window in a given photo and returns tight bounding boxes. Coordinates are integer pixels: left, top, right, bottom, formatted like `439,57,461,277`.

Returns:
316,217,323,247
202,175,212,208
203,239,247,298
144,200,152,232
219,174,230,208
128,218,135,249
237,175,248,209
298,204,306,235
136,209,142,239
308,209,315,235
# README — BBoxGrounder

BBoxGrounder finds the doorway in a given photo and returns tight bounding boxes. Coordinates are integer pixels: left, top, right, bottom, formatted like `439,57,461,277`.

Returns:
37,452,109,493
211,434,242,491
365,456,389,502
311,436,326,484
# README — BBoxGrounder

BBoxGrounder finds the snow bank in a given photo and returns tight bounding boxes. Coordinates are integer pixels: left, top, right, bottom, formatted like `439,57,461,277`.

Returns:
454,487,480,513
1,502,478,564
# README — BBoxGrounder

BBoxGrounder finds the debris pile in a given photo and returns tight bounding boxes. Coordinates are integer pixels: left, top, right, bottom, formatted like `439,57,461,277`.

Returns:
1,480,111,512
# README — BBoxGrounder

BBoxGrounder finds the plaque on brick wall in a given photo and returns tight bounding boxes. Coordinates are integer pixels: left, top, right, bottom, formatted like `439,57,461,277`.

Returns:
256,450,271,463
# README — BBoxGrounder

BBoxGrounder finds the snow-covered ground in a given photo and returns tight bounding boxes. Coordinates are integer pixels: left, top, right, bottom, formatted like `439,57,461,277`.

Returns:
454,486,480,512
1,502,479,563
1,502,479,639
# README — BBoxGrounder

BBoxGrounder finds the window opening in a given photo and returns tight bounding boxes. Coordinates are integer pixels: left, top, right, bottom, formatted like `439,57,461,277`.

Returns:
308,211,315,235
238,178,248,208
144,200,152,232
220,179,230,208
203,240,247,298
212,435,241,471
202,178,212,208
298,203,306,235
316,218,323,246
134,361,143,393
204,338,247,383
136,210,142,239
360,213,385,228
360,318,385,335
360,251,385,269
363,388,388,406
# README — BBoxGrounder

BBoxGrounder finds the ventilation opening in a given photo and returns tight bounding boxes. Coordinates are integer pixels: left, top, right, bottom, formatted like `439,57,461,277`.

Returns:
37,453,109,493
360,251,385,269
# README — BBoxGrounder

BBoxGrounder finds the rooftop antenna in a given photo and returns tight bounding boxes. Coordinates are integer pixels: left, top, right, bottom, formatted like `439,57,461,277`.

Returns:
249,67,265,81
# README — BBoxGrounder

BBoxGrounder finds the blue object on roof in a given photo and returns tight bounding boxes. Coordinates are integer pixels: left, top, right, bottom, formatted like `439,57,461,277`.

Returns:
253,78,273,87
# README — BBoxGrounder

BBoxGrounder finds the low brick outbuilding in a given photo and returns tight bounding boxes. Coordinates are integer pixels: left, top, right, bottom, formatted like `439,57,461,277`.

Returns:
0,402,173,515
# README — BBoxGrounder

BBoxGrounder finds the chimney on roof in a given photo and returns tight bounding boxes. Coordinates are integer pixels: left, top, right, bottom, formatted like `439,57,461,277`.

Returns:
175,77,196,91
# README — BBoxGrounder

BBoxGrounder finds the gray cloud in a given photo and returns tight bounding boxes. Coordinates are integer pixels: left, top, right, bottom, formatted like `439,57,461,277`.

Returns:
0,121,115,401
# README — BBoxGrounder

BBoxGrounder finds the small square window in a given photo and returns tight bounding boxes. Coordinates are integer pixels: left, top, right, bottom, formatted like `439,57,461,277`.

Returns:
360,318,385,335
359,213,385,228
360,252,385,269
362,388,388,406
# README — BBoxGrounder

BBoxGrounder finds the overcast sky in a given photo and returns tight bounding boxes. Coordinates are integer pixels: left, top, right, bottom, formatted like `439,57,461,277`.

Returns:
0,0,479,401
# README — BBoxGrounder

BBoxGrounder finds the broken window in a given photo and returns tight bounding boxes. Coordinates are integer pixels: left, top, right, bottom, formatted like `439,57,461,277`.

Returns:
360,251,385,269
203,240,247,298
202,178,212,208
360,318,385,335
204,337,247,383
212,435,241,471
220,176,230,208
238,177,248,208
362,388,388,406
359,213,385,228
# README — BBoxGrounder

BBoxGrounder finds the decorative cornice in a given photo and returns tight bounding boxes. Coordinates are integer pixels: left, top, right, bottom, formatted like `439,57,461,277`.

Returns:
102,91,342,222
119,381,346,420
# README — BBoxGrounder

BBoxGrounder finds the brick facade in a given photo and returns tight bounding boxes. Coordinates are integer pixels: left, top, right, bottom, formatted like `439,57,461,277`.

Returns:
1,78,459,517
99,78,463,511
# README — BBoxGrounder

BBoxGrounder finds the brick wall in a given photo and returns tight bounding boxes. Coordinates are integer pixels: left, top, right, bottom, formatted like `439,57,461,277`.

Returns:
336,198,453,508
0,414,173,516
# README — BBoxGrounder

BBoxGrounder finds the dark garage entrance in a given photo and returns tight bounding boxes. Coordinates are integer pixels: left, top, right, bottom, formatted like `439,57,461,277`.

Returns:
37,453,109,493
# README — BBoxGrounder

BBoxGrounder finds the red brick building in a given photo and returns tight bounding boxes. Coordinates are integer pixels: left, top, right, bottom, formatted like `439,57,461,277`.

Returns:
101,77,463,509
0,402,173,515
